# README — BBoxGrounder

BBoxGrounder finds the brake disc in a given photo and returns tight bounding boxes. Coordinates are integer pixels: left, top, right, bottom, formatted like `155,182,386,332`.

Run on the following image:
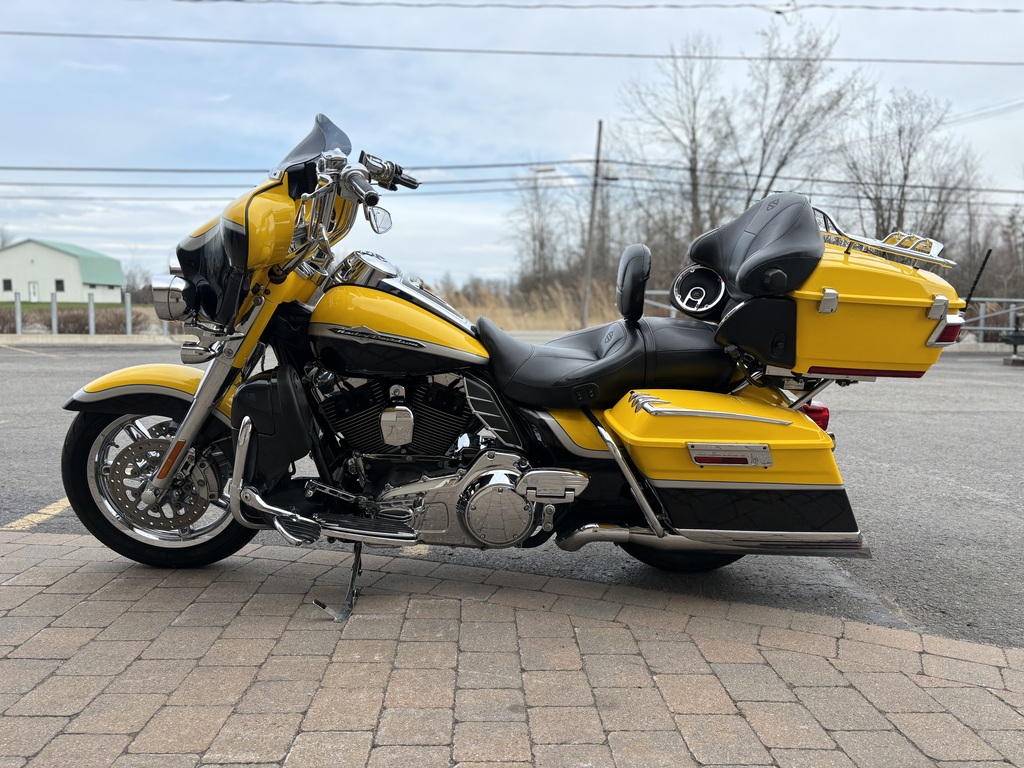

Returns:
104,437,221,531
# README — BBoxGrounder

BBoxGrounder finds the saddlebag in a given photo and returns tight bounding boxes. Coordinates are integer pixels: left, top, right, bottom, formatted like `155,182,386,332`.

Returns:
603,388,859,534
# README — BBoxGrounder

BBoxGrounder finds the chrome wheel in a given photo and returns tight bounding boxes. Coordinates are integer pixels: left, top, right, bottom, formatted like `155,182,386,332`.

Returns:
86,414,233,548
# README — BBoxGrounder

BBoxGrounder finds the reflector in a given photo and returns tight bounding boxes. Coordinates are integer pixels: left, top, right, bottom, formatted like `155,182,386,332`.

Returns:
800,402,830,431
692,456,749,465
808,366,925,379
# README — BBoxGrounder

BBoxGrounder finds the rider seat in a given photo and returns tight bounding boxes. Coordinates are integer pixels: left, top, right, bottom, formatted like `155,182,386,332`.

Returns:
477,245,736,409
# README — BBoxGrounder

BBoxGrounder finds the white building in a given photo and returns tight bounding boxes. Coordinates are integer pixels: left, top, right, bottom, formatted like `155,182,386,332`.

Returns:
0,240,125,304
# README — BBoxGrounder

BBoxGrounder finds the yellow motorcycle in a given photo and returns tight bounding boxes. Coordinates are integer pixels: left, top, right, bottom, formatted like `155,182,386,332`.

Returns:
61,115,965,619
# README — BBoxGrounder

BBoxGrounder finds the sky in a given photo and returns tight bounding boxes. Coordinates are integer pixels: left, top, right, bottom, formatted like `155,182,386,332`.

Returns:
1,0,1022,287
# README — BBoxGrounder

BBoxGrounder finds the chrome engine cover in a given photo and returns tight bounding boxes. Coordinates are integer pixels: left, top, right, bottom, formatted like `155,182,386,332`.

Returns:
376,450,590,548
377,450,529,548
458,467,533,548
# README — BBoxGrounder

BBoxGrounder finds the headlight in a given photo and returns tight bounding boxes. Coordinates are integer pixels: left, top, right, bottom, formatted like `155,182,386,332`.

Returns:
152,275,195,321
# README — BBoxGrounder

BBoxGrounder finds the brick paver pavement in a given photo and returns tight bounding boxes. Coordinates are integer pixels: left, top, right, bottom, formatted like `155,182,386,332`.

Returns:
1,531,1022,767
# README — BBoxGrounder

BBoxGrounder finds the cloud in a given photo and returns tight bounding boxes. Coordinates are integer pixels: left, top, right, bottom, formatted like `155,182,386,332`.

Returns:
1,0,1021,287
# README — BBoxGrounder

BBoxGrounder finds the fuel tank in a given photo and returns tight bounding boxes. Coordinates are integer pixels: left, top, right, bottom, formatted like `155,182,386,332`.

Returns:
309,284,489,375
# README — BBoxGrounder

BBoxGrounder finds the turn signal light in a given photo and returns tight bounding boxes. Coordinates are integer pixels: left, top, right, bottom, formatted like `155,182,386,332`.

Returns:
800,402,830,431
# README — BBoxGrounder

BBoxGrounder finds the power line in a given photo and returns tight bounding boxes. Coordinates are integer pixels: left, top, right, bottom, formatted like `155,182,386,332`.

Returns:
3,168,1021,196
0,160,590,174
605,160,1024,196
3,180,1021,206
169,0,1024,13
3,29,1024,67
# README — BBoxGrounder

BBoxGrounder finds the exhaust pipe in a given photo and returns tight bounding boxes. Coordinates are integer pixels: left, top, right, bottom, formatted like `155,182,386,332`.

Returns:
556,523,870,558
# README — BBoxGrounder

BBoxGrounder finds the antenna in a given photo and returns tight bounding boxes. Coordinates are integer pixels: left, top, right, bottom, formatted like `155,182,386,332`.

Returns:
964,248,993,309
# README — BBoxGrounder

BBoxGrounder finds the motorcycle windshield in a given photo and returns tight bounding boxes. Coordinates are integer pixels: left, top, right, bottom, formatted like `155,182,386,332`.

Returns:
274,114,352,173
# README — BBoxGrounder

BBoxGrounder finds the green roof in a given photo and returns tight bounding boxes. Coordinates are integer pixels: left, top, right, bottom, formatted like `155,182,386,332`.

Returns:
34,240,125,286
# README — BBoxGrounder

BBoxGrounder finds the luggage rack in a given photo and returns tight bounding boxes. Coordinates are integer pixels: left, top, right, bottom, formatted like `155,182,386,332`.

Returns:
815,208,957,270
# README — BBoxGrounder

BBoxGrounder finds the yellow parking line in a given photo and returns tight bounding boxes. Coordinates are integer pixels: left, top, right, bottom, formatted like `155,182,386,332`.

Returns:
0,344,61,358
1,498,71,530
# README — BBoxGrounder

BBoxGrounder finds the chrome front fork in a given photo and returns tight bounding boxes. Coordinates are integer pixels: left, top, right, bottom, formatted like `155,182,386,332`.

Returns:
139,298,266,507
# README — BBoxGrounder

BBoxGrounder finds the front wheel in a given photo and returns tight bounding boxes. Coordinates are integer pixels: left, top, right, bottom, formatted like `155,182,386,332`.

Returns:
61,399,258,568
619,543,745,573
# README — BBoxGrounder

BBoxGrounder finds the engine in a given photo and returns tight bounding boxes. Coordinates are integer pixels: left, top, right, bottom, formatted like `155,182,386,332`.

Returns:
314,372,477,457
310,369,588,548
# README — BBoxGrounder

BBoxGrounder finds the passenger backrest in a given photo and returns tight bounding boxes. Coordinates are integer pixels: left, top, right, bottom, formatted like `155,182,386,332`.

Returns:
616,244,652,324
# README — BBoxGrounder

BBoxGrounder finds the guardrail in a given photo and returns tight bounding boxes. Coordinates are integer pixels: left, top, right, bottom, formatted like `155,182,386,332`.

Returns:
962,298,1024,341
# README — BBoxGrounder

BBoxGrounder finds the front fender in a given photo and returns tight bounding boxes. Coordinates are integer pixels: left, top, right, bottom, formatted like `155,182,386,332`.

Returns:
63,364,234,425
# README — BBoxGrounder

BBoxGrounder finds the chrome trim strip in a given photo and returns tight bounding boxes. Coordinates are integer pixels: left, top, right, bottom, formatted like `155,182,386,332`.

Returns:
309,322,489,365
379,276,477,335
627,392,792,425
649,479,845,491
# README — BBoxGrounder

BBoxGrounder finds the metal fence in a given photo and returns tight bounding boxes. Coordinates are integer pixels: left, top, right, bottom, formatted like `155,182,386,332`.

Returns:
961,298,1024,341
3,291,137,335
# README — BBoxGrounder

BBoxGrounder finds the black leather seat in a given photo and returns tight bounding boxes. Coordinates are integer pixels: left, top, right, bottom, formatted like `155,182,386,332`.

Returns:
689,192,824,300
477,245,736,409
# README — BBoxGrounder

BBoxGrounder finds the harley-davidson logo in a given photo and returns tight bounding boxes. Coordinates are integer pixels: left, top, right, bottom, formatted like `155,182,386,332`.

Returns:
327,326,425,349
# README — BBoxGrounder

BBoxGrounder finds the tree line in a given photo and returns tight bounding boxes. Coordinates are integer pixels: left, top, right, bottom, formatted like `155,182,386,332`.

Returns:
501,24,1024,316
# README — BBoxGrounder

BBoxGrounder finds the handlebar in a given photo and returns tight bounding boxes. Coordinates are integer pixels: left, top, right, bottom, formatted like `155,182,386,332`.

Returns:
342,169,380,207
359,151,420,191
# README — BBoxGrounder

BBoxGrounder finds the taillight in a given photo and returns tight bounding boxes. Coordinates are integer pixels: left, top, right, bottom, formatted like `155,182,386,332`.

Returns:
934,323,962,345
800,401,830,431
927,314,964,347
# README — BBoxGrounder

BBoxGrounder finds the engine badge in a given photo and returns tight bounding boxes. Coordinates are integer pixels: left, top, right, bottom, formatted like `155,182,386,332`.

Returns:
380,406,414,446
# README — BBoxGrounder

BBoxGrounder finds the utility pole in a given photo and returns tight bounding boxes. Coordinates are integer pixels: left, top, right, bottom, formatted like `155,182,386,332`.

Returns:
580,120,603,328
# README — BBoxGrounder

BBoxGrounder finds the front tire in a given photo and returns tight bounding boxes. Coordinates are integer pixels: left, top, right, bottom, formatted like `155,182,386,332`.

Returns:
619,543,744,573
61,399,257,568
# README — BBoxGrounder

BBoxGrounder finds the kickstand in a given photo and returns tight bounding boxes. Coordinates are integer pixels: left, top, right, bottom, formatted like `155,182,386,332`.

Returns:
313,542,363,622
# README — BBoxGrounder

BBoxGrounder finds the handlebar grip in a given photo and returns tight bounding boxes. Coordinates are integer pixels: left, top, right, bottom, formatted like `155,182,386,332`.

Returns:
345,172,380,207
393,170,420,190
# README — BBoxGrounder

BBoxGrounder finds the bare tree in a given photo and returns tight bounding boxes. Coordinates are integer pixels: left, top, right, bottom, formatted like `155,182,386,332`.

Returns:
123,263,153,304
0,225,10,250
619,36,734,241
509,173,584,292
996,208,1024,297
724,24,865,209
839,88,978,242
